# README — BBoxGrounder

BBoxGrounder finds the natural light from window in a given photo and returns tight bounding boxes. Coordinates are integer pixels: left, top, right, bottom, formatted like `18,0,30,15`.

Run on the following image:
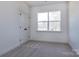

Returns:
37,11,61,31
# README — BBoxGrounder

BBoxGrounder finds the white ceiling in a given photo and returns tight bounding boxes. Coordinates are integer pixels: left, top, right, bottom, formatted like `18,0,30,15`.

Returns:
25,1,67,7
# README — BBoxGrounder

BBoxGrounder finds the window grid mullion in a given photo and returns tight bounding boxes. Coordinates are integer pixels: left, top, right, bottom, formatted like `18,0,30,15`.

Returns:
37,11,61,31
48,12,49,31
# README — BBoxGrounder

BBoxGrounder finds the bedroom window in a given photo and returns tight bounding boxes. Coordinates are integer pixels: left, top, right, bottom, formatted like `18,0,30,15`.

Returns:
37,11,61,31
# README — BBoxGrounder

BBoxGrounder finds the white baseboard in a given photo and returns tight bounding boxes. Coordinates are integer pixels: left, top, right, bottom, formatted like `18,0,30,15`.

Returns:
72,49,79,55
0,43,20,56
0,40,29,56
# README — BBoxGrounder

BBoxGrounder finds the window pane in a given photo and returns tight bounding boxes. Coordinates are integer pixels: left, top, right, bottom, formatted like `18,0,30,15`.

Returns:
38,12,48,21
49,22,61,31
49,11,61,21
38,22,48,31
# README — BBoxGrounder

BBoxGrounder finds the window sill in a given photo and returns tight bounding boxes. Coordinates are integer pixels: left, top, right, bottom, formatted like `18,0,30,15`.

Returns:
36,30,62,33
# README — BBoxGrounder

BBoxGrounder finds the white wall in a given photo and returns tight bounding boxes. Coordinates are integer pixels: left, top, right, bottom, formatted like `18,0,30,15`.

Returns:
69,2,79,55
0,2,29,56
30,2,69,43
17,2,30,44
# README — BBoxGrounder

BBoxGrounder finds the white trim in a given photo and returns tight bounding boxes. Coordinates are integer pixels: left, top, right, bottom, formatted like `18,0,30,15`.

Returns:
72,49,79,55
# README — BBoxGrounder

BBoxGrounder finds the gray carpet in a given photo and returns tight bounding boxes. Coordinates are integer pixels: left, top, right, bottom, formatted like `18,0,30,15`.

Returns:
1,40,78,57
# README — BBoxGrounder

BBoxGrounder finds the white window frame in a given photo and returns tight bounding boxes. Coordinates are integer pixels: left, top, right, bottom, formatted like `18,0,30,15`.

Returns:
37,11,62,32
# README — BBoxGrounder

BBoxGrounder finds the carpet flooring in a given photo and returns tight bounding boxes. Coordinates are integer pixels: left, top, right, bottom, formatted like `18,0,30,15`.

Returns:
1,40,78,57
